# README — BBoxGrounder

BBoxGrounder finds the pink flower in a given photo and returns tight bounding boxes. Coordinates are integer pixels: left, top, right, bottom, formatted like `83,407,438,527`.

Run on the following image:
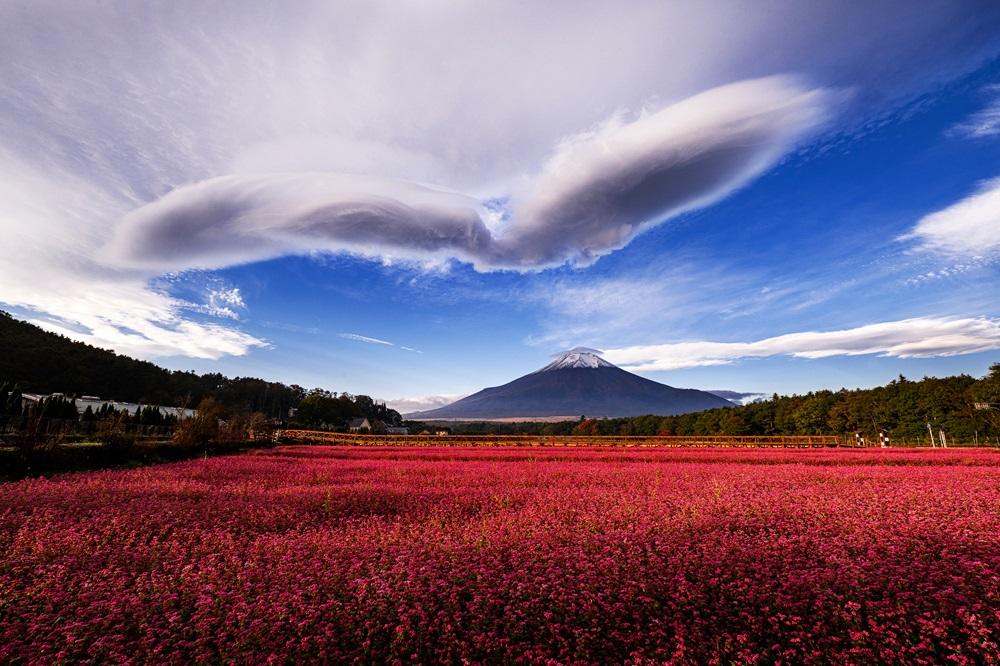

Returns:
0,445,997,663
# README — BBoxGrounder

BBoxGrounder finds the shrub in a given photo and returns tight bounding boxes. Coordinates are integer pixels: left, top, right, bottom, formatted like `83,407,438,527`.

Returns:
96,411,137,456
172,398,224,451
8,406,62,473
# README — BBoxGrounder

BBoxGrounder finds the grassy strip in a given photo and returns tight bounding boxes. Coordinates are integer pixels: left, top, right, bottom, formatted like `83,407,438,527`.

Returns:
0,437,276,481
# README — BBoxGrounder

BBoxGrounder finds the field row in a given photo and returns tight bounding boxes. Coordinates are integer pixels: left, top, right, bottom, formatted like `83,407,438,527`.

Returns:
280,430,846,447
1,446,998,663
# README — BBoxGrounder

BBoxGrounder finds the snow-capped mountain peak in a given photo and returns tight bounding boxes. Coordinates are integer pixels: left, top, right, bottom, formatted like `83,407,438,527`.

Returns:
537,348,616,372
407,345,733,418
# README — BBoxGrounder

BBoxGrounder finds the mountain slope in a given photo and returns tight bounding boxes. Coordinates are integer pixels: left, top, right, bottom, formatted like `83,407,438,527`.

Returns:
409,349,733,419
0,311,188,401
0,311,303,414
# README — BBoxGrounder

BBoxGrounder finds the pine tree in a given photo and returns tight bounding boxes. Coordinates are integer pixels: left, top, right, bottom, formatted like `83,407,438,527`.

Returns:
7,386,22,416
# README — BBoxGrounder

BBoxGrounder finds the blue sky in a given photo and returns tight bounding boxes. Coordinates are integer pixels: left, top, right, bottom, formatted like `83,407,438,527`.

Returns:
2,2,1000,411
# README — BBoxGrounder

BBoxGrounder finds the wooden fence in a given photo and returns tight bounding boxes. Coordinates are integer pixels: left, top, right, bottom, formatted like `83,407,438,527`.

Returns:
277,431,844,448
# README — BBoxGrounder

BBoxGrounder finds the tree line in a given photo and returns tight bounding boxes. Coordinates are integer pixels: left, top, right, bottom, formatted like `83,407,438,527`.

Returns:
0,311,304,417
295,390,402,428
0,311,402,429
0,386,182,424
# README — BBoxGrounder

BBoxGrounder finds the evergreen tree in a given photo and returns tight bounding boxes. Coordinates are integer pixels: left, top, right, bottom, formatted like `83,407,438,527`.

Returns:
7,386,22,416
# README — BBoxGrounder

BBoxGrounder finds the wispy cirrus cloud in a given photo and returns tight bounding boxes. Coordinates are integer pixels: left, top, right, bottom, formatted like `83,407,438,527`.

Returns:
949,85,1000,138
337,332,423,354
603,316,1000,371
339,333,393,346
14,284,269,361
526,266,728,349
910,90,1000,260
259,320,320,335
901,178,1000,257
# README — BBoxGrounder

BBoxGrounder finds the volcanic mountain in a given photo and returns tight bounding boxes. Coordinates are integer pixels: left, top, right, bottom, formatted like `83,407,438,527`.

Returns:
407,348,733,419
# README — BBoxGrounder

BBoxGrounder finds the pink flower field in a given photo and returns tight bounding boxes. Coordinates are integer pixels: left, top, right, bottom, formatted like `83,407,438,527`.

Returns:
1,446,998,664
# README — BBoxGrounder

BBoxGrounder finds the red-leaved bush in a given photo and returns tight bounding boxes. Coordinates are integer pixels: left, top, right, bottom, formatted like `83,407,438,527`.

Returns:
1,446,997,663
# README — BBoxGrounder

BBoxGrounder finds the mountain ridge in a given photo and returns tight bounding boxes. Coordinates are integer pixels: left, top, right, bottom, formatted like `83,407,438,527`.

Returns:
408,350,733,419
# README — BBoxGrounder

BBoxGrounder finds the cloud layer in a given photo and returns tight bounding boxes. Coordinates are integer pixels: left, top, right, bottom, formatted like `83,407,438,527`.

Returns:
2,1,999,360
385,394,468,414
106,77,831,272
603,317,1000,371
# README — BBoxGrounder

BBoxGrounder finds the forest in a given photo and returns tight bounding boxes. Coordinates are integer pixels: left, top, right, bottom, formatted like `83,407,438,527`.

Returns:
0,311,401,427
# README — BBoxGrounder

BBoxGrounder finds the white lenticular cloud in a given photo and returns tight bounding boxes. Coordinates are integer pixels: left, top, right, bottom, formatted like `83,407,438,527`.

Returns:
106,173,495,271
603,317,1000,371
494,78,832,267
2,1,999,361
902,178,1000,257
105,77,832,272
